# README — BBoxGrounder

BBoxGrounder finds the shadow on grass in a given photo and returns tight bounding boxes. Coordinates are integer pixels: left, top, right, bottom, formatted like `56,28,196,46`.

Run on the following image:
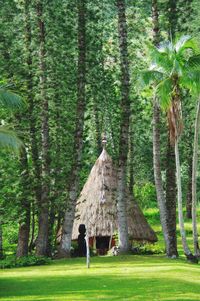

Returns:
1,270,200,301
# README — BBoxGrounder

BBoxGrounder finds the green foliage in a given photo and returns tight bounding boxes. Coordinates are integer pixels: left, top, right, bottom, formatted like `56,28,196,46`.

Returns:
0,84,25,110
134,182,157,209
0,127,23,151
0,255,51,269
132,243,164,255
140,36,200,112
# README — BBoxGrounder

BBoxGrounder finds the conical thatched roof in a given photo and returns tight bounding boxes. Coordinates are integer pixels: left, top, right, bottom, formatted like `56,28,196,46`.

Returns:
72,149,157,243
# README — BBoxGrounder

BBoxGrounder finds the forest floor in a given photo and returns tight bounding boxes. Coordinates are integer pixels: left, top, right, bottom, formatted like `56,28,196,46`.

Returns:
0,209,200,301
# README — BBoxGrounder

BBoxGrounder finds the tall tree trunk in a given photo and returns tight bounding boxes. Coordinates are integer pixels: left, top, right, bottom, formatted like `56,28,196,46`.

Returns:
165,0,178,257
47,202,56,257
29,200,35,252
93,98,102,155
153,102,177,257
165,137,178,256
167,0,178,38
59,0,86,257
175,139,194,260
23,0,42,252
0,220,3,259
186,154,192,219
128,111,134,194
35,1,50,256
192,100,200,257
16,150,31,257
152,0,178,257
116,0,130,253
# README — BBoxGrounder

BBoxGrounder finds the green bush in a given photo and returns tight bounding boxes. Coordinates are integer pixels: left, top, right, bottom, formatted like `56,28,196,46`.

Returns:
134,182,157,209
132,243,164,255
0,255,51,269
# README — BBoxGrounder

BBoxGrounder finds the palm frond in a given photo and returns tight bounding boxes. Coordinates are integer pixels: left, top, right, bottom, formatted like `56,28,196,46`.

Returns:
186,54,200,70
0,86,25,110
156,78,173,111
0,127,23,152
139,70,163,88
158,40,174,54
181,70,200,94
149,45,173,74
176,36,200,55
175,35,191,52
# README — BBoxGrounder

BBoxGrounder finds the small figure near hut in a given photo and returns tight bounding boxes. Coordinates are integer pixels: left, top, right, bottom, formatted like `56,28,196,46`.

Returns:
77,224,86,257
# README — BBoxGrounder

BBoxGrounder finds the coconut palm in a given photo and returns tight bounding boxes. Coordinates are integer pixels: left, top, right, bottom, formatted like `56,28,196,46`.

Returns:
141,35,200,261
0,84,24,151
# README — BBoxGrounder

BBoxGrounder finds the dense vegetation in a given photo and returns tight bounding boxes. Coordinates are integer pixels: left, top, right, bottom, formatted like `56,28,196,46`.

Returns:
0,0,200,270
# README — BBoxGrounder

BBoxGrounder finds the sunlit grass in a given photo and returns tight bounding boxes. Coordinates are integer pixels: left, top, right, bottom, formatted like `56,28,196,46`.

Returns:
1,256,200,301
0,209,200,301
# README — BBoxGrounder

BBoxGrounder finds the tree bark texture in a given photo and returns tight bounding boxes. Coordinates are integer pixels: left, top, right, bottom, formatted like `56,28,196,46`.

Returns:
165,137,178,256
24,0,42,209
116,0,130,253
29,201,35,252
175,139,193,258
186,154,192,219
16,150,31,257
153,102,177,257
35,1,50,256
93,98,102,156
192,100,200,257
165,0,178,257
0,220,3,259
128,116,134,194
152,0,178,257
59,0,86,257
167,0,178,39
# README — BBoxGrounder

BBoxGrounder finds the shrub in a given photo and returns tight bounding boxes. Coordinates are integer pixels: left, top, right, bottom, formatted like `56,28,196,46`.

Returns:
134,182,157,209
0,255,51,269
132,243,164,255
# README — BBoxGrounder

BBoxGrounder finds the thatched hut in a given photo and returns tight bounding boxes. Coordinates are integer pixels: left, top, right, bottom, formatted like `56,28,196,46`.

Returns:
72,148,157,253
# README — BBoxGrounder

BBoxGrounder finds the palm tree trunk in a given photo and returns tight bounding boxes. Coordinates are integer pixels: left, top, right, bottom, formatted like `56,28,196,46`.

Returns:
175,139,193,258
152,0,178,257
153,102,178,257
35,1,50,256
59,0,86,257
192,100,200,257
16,150,31,257
116,0,130,253
165,137,178,256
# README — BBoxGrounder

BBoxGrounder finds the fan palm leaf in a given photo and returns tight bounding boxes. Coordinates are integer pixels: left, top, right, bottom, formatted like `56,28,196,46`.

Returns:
0,127,23,151
0,86,25,110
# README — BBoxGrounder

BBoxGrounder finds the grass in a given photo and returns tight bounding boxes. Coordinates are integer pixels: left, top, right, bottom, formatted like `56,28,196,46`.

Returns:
1,256,200,301
0,208,200,301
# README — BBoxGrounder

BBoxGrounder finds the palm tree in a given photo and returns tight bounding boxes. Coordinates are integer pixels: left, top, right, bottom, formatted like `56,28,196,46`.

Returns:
141,35,200,261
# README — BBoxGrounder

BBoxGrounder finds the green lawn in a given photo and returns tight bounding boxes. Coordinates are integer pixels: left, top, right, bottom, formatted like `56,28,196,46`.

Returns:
0,255,200,301
1,209,200,301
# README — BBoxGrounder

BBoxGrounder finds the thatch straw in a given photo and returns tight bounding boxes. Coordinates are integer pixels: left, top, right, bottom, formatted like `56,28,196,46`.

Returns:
72,149,157,243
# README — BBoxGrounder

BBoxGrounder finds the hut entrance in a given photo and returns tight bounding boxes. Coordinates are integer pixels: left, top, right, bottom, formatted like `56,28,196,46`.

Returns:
96,236,110,255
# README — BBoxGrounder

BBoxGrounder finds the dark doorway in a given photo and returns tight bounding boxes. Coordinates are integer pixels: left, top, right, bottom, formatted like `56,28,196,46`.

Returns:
96,236,110,255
